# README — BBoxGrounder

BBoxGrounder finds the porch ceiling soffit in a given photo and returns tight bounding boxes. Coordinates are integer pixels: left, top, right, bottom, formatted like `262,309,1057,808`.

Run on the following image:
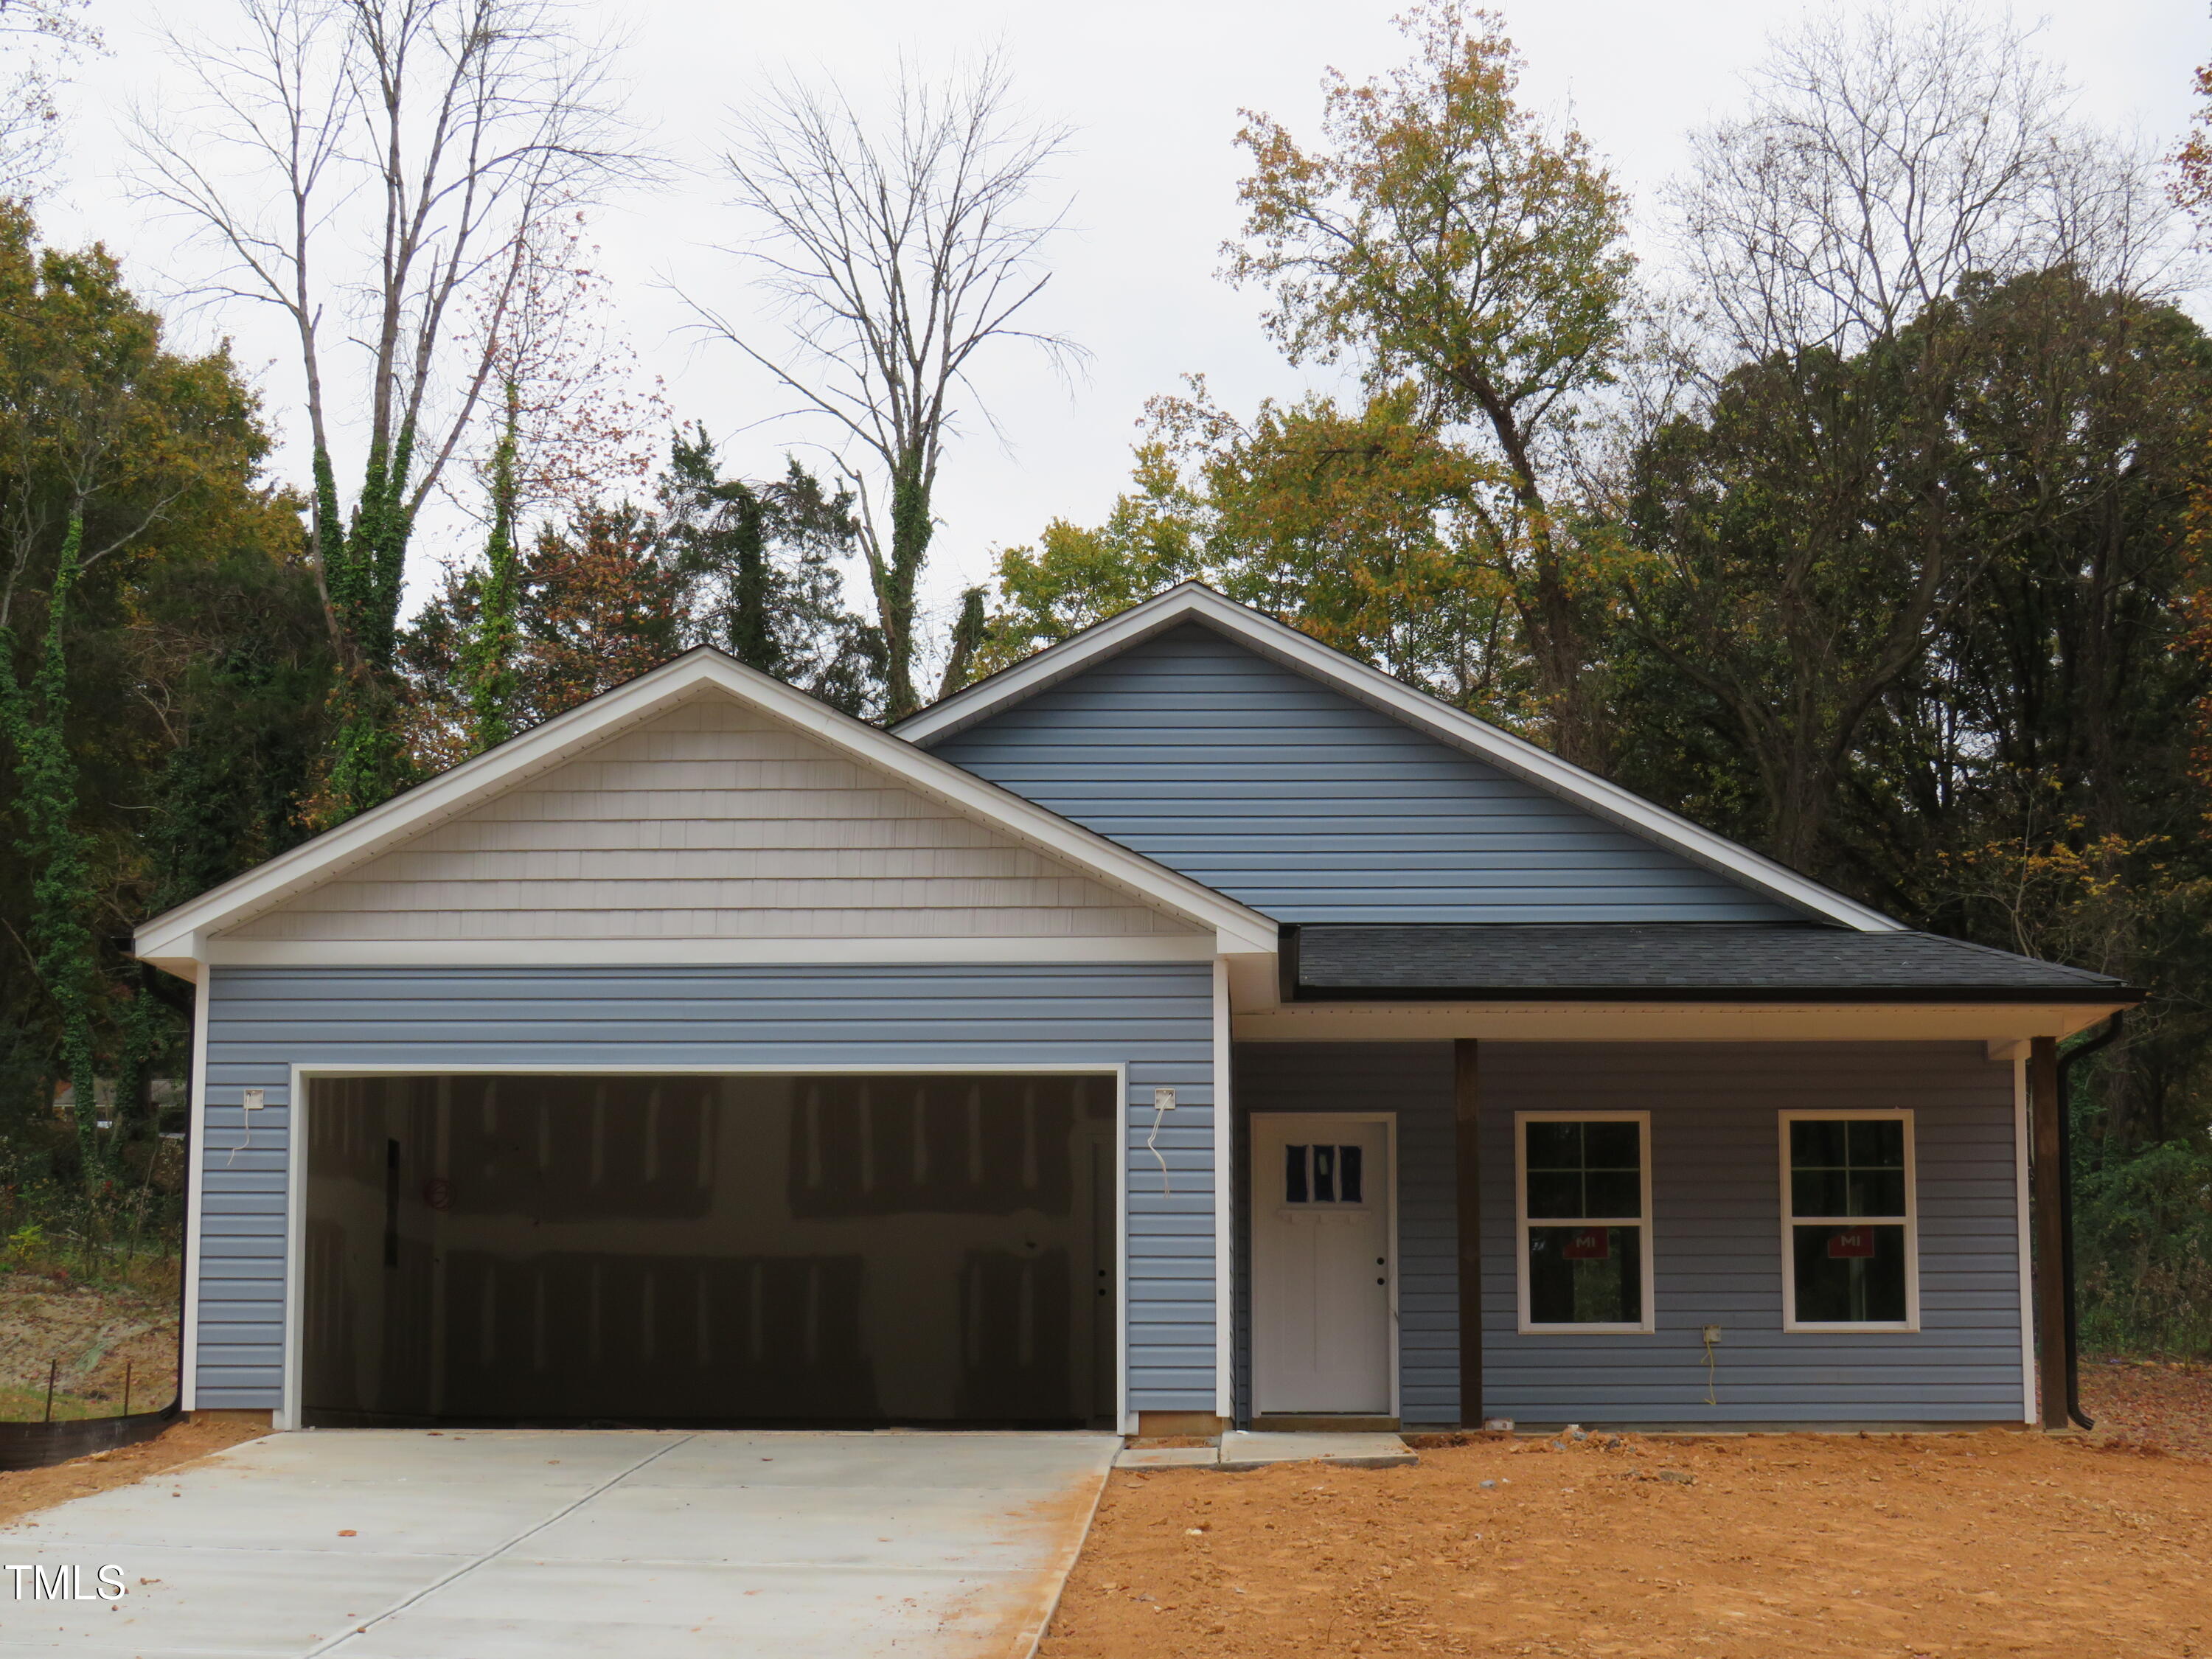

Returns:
894,582,1899,934
133,648,1279,977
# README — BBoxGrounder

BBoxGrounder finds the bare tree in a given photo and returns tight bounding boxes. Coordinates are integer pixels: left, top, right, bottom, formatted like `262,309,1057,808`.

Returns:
131,0,655,817
1669,1,2176,363
691,56,1082,719
0,0,102,198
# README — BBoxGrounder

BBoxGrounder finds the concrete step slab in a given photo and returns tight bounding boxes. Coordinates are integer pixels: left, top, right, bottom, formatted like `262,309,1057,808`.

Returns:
1216,1431,1416,1471
1114,1445,1218,1469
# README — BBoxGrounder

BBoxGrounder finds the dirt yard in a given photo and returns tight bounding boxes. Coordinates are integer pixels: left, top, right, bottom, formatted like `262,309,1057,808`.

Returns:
0,1415,268,1531
1046,1375,2212,1658
0,1267,181,1421
2081,1354,2212,1458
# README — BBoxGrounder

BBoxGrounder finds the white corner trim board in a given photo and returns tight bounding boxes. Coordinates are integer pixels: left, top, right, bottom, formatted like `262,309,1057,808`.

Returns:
897,583,1900,933
179,978,212,1412
1211,956,1234,1421
133,647,1280,973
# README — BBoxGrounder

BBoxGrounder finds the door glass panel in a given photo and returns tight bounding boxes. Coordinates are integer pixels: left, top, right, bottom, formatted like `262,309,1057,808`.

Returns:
1282,1142,1367,1205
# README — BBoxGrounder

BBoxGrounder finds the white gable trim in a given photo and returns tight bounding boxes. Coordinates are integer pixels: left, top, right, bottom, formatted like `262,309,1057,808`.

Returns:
897,583,1902,933
134,648,1279,970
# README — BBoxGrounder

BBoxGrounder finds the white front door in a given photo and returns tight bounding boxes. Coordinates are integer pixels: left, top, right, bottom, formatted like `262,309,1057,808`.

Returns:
1252,1114,1394,1415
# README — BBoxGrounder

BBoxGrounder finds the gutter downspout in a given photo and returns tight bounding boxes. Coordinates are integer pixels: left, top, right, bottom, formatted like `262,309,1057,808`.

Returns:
2056,1011,2125,1432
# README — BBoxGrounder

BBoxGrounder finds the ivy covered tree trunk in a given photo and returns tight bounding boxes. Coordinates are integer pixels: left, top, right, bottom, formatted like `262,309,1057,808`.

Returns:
876,456,934,720
316,423,419,820
939,585,988,698
463,385,523,753
0,516,106,1185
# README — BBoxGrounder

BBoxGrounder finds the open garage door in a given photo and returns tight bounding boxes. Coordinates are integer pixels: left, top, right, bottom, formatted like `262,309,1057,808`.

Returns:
299,1074,1119,1428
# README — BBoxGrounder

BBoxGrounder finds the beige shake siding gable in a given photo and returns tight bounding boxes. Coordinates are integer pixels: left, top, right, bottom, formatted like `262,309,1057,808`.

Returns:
225,691,1201,943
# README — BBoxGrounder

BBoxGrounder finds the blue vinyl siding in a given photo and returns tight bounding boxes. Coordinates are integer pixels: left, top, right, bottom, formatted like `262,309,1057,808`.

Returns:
1233,1040,2026,1427
925,624,1802,923
195,963,1217,1413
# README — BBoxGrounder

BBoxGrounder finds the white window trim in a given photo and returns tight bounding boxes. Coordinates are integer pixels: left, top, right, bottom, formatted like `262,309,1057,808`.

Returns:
1778,1107,1921,1333
1514,1110,1655,1335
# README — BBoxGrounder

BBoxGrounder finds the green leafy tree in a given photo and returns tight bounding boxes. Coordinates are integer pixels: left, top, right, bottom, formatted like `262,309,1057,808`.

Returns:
0,520,100,1175
0,203,319,1179
657,429,879,714
980,443,1208,677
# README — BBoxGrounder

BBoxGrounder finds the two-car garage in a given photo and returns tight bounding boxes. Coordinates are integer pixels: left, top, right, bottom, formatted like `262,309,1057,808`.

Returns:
299,1073,1119,1429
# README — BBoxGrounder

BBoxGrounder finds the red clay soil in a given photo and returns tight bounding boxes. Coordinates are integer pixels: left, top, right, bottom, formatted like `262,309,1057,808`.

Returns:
0,1416,268,1531
1047,1411,2212,1657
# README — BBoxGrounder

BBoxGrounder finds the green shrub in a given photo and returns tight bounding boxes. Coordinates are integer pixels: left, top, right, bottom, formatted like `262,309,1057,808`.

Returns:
2076,1134,2212,1357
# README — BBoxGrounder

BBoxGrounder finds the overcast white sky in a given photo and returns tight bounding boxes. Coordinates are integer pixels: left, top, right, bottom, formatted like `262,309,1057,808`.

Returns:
37,0,2212,640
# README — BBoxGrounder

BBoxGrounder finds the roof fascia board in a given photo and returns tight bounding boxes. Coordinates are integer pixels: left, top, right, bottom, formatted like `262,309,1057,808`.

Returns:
136,647,1277,959
897,590,1219,745
1285,984,2140,1006
1232,1001,2124,1043
902,584,1899,933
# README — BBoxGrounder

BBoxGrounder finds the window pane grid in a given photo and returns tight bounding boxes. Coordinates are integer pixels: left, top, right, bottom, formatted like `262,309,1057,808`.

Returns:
1788,1119,1905,1220
1784,1115,1913,1328
1520,1116,1648,1330
1524,1119,1644,1221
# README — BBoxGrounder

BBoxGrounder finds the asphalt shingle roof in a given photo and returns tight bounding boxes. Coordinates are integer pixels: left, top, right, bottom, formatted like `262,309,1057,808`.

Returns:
1289,924,2137,1004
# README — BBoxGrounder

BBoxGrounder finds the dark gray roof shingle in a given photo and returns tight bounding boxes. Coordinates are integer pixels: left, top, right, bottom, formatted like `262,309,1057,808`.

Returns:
1290,924,2136,1003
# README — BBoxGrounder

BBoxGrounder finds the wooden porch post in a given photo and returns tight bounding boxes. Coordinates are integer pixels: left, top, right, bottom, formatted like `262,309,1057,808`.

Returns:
1454,1039,1483,1428
2028,1035,2067,1430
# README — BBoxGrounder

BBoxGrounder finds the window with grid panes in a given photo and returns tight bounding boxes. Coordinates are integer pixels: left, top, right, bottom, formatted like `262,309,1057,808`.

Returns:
1517,1114,1649,1329
1783,1113,1915,1327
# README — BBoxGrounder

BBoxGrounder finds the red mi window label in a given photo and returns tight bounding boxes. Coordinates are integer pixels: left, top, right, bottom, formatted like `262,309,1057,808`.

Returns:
1827,1228,1875,1259
1564,1228,1610,1260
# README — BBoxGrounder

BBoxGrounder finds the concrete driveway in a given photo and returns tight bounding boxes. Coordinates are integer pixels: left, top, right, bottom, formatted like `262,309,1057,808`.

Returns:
0,1430,1119,1658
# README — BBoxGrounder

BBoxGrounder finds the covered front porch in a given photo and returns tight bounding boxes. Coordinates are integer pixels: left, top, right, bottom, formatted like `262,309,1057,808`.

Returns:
1224,923,2135,1433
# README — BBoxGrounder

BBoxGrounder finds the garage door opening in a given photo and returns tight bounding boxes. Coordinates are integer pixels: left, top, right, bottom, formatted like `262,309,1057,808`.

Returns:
299,1073,1119,1429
